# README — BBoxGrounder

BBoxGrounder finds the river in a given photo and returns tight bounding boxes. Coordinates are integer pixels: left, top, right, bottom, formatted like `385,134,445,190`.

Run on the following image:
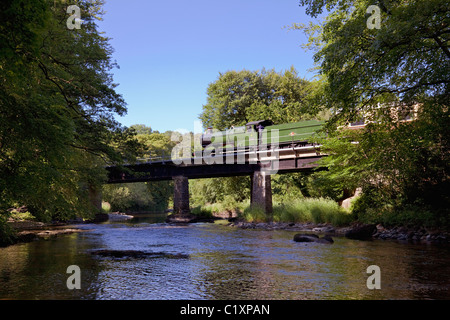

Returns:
1,214,449,300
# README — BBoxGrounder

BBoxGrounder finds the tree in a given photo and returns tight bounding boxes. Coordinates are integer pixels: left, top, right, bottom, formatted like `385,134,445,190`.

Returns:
0,0,137,238
199,67,313,130
103,130,175,212
135,132,175,160
295,0,449,223
196,67,322,208
296,0,449,126
130,124,153,135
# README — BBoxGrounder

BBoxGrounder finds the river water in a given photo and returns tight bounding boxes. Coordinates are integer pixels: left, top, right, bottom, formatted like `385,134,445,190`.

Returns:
1,214,449,300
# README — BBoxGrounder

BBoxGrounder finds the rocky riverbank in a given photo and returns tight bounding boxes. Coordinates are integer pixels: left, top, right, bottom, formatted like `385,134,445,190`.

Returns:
227,220,450,243
2,212,133,247
4,220,88,245
373,224,450,243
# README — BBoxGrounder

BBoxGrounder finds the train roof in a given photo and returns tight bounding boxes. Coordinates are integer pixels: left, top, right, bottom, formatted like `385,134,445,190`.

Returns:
246,120,273,127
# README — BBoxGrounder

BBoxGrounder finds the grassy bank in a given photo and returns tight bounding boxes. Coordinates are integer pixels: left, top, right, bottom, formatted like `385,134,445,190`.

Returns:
191,197,354,227
241,198,353,226
191,200,249,218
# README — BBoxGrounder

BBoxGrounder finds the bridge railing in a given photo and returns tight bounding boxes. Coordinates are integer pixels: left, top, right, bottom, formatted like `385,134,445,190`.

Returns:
136,155,172,163
134,144,323,165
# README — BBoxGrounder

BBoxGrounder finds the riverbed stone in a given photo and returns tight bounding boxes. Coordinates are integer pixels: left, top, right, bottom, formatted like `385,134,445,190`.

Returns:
293,233,334,244
312,226,335,233
166,214,197,223
345,224,377,240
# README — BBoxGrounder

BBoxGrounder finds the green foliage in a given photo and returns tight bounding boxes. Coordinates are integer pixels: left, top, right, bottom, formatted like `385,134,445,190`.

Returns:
103,180,173,213
240,205,268,223
190,206,213,218
238,198,352,226
9,210,36,221
307,128,369,201
146,180,173,211
136,132,176,160
272,172,309,201
311,114,450,223
193,199,249,218
103,183,148,212
0,0,138,231
129,124,153,135
272,198,352,226
190,176,251,207
199,67,318,130
297,0,449,123
353,197,443,228
293,0,449,225
0,214,17,247
103,130,175,212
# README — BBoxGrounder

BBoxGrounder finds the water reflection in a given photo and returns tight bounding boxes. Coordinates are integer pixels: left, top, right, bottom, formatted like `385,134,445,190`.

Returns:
0,234,102,299
0,215,449,300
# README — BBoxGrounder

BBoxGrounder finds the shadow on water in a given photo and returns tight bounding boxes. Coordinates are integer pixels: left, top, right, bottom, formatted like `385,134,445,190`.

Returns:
1,213,450,300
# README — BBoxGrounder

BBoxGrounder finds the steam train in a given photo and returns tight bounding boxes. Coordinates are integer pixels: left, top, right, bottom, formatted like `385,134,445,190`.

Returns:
201,119,324,152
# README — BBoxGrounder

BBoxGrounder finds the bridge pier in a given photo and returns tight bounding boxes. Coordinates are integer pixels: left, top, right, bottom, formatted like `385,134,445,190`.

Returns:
168,175,194,223
251,171,273,216
88,184,103,213
88,184,109,222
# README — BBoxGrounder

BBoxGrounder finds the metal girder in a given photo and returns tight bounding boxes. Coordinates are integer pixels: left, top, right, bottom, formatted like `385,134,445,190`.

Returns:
106,155,323,184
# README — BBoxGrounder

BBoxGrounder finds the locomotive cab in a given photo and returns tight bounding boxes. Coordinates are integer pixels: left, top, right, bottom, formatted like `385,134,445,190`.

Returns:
245,120,273,133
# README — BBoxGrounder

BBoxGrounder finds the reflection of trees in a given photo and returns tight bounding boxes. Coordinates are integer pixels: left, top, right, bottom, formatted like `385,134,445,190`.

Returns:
189,228,277,299
188,227,450,300
0,234,102,299
190,228,336,299
316,239,385,299
316,239,450,299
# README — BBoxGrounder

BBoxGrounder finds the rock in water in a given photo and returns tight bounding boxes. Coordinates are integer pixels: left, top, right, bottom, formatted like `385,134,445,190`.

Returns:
293,234,319,242
166,214,197,223
345,224,376,240
293,233,333,244
321,235,334,244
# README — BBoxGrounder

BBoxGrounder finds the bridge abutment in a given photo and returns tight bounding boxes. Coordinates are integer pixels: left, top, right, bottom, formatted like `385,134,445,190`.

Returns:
251,171,273,216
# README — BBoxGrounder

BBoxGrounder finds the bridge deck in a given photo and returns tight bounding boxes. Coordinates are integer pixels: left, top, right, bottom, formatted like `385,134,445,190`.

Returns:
107,145,324,183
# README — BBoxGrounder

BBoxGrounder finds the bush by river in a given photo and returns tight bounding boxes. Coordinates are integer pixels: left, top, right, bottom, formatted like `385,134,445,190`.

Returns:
191,198,353,226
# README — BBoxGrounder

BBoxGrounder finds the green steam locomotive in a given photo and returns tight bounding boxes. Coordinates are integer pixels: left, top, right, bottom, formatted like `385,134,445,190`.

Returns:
201,119,325,151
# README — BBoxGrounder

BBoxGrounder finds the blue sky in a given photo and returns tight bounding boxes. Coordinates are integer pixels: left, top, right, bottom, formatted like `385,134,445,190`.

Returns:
97,0,318,133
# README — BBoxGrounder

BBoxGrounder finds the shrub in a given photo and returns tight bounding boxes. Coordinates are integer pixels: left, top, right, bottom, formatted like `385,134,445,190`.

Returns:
240,205,268,223
191,206,213,218
272,198,353,226
0,215,17,247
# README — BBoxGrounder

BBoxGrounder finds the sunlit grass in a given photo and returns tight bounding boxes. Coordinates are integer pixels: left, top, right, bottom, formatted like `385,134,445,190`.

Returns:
240,198,353,226
192,197,353,226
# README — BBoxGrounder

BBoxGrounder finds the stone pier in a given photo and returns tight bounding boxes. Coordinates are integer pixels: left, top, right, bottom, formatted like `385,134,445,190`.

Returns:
168,175,194,223
88,184,103,213
251,171,273,216
88,184,109,222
